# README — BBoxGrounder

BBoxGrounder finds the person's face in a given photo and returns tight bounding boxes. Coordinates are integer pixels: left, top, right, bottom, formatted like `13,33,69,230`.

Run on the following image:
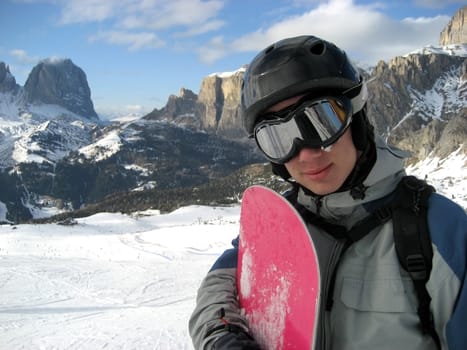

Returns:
267,95,358,196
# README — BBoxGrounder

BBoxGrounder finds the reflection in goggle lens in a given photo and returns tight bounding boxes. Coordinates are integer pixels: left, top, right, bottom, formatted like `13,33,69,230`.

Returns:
254,97,351,163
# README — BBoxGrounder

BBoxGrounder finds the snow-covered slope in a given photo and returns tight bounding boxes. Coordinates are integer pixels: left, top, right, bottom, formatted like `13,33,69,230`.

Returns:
0,206,239,350
407,145,466,208
1,171,465,349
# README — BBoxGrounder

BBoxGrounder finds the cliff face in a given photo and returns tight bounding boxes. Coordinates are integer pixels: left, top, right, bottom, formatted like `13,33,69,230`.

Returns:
368,53,466,131
197,70,245,137
367,53,466,162
24,59,98,120
0,62,19,93
145,69,247,138
440,6,466,45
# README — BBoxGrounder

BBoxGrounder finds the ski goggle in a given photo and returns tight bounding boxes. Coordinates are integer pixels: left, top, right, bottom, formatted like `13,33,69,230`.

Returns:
254,94,358,164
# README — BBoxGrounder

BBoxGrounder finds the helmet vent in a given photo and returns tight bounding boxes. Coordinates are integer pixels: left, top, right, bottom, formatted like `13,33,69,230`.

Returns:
309,41,325,55
264,45,275,54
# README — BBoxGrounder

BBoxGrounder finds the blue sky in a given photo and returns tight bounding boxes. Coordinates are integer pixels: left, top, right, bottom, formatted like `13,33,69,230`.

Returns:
0,0,464,118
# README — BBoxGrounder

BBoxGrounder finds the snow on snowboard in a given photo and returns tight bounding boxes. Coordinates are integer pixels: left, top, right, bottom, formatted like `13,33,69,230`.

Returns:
238,186,320,349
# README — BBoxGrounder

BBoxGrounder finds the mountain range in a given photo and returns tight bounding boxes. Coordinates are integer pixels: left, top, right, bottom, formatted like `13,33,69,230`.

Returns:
0,7,466,223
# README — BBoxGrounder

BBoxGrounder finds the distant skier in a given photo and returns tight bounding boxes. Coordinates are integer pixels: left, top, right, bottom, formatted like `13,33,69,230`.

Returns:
189,35,467,349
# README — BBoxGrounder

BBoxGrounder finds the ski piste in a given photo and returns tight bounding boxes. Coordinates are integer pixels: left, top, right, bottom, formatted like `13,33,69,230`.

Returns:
237,185,320,349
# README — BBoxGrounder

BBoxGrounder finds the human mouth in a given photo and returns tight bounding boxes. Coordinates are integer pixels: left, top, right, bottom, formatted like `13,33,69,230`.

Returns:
302,164,332,180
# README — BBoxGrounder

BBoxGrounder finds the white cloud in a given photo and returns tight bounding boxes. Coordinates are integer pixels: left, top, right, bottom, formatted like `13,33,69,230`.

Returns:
52,0,226,51
174,19,225,37
121,0,225,30
7,49,41,83
9,49,40,64
198,0,452,65
95,103,150,121
89,30,166,51
58,0,123,24
55,0,225,32
197,36,229,64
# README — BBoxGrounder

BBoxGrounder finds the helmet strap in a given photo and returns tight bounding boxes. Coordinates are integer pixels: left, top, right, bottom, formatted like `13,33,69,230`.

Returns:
271,162,292,179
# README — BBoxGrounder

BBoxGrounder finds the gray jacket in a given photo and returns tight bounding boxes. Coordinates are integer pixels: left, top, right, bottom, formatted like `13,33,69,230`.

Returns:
189,137,467,349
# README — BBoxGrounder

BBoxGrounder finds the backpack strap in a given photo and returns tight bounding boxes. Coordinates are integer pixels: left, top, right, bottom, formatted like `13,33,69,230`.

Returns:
392,176,441,349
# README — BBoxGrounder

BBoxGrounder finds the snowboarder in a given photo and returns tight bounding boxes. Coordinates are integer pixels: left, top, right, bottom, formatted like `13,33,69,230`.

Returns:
189,35,467,349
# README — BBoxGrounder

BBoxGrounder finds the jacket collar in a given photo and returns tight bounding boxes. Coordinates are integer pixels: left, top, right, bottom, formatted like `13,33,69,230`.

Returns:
296,136,407,228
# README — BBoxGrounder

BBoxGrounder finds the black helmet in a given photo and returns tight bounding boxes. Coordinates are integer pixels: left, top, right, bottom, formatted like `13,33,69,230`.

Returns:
241,35,366,135
241,35,376,194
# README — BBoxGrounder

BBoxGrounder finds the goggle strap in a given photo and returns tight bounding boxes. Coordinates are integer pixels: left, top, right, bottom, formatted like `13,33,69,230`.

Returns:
344,83,368,114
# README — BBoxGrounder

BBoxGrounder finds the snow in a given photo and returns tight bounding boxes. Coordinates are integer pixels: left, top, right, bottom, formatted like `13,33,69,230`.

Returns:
405,43,467,58
41,57,68,65
124,163,150,176
392,64,466,132
0,205,240,349
0,93,99,166
208,66,246,78
406,145,467,209
78,130,122,162
241,261,290,350
0,202,7,222
239,243,253,298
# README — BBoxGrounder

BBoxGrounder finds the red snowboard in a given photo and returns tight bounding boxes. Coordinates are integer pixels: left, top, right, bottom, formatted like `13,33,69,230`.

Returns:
237,186,320,350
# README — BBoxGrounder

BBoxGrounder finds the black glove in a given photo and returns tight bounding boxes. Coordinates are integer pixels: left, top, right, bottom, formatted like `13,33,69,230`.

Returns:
212,331,261,350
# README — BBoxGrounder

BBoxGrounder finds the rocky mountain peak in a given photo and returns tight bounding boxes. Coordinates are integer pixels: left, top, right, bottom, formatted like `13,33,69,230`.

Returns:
368,51,466,163
24,58,98,120
439,6,466,45
144,87,200,128
196,69,245,137
179,88,196,100
145,69,247,138
0,62,19,93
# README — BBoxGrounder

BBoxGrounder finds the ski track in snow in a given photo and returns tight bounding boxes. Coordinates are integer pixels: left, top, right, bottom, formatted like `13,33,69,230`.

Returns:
0,206,240,349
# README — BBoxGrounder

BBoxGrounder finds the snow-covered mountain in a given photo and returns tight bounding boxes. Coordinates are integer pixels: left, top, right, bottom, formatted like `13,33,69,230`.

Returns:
367,47,466,164
0,59,101,167
406,43,467,57
0,59,263,222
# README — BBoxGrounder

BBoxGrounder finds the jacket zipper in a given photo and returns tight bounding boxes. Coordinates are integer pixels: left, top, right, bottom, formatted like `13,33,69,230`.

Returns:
314,195,323,216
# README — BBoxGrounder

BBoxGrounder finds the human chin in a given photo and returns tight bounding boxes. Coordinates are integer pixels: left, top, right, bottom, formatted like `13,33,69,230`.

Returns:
300,176,343,196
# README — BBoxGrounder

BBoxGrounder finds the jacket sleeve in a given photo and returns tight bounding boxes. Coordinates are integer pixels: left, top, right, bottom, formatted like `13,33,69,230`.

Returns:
189,237,252,349
427,194,467,350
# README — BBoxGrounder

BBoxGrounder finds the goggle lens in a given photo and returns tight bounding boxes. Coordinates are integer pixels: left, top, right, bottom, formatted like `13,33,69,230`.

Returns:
254,96,351,163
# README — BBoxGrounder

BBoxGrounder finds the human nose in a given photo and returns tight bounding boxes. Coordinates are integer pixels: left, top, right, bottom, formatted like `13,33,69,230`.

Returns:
296,147,323,162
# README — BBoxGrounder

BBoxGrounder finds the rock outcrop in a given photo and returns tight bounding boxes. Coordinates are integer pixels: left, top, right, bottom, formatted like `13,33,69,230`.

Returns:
367,53,466,163
197,70,245,138
145,88,200,128
440,6,466,45
0,62,19,93
24,58,98,120
146,68,247,138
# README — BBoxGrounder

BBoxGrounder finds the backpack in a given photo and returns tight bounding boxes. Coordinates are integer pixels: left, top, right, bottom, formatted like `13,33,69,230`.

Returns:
286,175,441,349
